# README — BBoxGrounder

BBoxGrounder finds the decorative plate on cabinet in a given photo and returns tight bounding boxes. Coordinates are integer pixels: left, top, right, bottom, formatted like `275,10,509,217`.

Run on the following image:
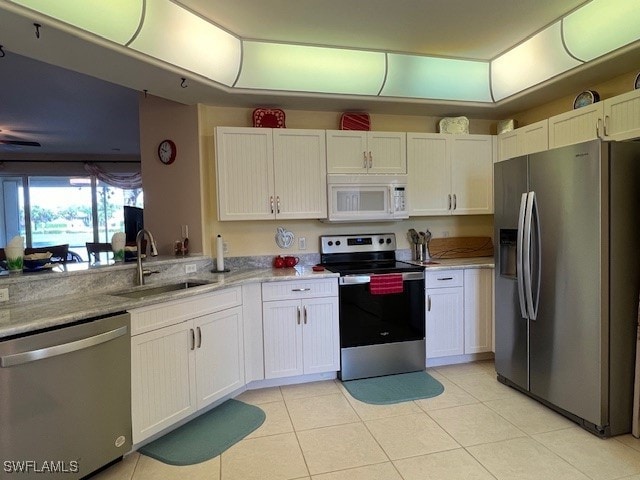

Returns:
252,108,286,128
573,90,600,109
340,112,370,130
438,116,469,134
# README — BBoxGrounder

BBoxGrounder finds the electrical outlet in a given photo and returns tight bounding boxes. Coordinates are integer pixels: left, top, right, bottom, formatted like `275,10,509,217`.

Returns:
185,264,197,274
442,231,450,237
0,288,9,302
298,237,306,250
223,242,229,254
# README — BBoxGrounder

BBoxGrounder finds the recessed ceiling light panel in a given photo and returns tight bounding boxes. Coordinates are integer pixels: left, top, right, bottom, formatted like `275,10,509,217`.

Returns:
236,41,386,95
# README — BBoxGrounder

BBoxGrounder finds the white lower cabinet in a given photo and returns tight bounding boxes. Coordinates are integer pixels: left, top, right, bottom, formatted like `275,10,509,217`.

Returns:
463,269,493,354
425,268,493,362
130,288,244,444
262,279,339,379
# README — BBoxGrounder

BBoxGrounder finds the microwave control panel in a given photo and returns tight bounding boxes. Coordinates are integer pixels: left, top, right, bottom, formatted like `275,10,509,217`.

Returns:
393,186,407,213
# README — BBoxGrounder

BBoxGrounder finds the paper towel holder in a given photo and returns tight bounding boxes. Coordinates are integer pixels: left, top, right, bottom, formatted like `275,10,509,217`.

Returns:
213,234,230,273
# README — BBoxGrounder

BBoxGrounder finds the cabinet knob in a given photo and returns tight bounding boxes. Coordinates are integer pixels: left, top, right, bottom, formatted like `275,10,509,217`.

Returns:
196,326,202,348
453,194,457,210
303,305,308,324
368,151,373,169
190,328,195,350
297,306,301,325
270,196,274,214
276,196,281,214
363,152,367,169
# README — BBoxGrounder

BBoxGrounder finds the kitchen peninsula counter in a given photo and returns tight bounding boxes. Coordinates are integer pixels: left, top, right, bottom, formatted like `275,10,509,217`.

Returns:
0,262,338,339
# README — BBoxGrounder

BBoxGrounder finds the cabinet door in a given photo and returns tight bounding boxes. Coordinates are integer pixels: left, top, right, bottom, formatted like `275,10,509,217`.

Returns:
520,119,549,155
407,133,451,216
367,131,407,174
603,89,640,141
216,127,275,220
450,135,494,215
194,306,245,409
302,296,339,374
273,129,327,219
263,299,304,379
548,103,603,148
131,322,196,444
326,130,368,174
426,287,464,358
497,130,519,162
463,269,493,354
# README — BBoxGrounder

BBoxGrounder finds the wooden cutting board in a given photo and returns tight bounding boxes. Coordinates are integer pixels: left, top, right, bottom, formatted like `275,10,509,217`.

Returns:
428,236,494,259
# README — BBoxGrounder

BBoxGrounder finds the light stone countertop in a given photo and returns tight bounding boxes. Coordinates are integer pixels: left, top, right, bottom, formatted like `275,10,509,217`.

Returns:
0,265,338,339
407,257,495,270
0,258,494,339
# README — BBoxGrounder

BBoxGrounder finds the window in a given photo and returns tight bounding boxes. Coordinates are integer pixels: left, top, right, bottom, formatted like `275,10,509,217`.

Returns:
0,175,143,261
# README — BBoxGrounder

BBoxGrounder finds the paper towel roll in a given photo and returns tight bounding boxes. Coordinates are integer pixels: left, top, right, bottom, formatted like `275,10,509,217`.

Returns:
216,235,225,272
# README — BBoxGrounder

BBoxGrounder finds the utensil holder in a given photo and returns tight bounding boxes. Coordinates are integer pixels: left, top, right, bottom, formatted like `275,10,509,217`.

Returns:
412,244,423,262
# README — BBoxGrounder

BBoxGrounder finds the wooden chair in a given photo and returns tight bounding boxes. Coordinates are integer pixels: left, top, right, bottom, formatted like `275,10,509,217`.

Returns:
25,244,70,264
86,242,112,263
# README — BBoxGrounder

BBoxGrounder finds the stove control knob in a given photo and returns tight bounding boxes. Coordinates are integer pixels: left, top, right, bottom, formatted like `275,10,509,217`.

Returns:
378,238,384,244
336,240,341,246
328,241,333,246
386,238,392,244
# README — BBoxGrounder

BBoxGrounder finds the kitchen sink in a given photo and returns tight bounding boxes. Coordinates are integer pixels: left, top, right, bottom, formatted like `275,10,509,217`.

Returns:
113,280,215,299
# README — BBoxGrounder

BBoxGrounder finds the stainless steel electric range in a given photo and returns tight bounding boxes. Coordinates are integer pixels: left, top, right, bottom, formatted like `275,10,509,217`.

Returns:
320,233,425,381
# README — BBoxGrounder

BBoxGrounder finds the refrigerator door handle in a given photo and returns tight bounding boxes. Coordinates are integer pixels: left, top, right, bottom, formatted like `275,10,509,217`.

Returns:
529,192,542,320
517,192,528,319
523,191,539,320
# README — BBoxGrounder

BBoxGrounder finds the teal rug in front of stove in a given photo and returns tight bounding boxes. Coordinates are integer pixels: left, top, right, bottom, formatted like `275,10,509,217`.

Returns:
138,399,265,466
342,371,444,405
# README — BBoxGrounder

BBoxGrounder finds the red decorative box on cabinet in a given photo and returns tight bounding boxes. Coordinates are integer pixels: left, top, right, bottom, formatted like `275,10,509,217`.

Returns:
340,112,370,130
253,108,286,128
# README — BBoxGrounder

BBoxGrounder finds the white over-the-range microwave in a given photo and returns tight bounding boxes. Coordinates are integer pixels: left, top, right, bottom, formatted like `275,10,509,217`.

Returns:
325,175,408,222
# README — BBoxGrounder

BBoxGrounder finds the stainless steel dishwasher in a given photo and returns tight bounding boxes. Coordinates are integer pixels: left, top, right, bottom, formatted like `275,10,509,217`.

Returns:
0,312,131,479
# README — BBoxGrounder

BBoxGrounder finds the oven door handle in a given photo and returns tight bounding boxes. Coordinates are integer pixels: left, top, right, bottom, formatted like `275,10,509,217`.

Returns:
339,271,424,285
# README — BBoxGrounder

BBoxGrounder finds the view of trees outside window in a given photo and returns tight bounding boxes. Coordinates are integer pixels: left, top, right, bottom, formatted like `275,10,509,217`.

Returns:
0,176,143,261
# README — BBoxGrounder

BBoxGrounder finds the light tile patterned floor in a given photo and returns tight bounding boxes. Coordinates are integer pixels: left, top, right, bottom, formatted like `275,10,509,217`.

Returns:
94,360,640,480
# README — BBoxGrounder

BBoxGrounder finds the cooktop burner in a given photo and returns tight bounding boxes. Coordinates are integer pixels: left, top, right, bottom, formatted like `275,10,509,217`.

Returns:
324,260,423,276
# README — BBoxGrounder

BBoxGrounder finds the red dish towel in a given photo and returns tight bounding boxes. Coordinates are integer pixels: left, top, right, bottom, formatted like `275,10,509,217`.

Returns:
369,274,404,295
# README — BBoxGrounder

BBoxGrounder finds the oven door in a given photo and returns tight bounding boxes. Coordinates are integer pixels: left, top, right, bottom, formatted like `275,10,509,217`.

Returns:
339,272,425,348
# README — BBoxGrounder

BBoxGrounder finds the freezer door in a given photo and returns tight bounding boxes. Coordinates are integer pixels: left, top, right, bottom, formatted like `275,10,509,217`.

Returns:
528,140,606,428
494,156,529,390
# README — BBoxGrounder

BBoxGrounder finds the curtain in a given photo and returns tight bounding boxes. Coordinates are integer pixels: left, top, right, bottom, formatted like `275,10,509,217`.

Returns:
84,162,142,189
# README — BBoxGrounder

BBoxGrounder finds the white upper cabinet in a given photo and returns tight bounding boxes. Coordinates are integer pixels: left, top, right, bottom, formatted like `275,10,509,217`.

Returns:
326,130,406,174
216,127,326,220
408,133,493,216
548,103,603,149
602,89,640,141
497,119,549,162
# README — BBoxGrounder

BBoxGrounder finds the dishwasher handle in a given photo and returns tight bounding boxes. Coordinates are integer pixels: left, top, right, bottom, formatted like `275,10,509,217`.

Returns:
0,325,128,367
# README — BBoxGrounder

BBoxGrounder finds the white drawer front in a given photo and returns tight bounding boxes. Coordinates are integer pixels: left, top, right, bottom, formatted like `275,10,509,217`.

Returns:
425,269,464,288
262,278,338,301
130,287,242,335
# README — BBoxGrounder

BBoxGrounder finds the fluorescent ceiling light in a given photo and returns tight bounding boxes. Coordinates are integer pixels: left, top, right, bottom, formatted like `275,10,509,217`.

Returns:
491,22,582,101
127,0,241,86
236,41,386,95
563,0,640,62
9,0,143,45
381,54,492,102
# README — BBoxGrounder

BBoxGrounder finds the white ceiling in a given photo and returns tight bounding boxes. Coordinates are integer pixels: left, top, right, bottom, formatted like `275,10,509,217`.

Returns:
0,0,638,157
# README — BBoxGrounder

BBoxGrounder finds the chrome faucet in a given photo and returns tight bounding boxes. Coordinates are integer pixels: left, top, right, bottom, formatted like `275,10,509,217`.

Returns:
136,228,159,285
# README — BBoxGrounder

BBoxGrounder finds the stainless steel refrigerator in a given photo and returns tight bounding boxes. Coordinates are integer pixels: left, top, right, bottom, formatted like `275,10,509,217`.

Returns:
494,139,640,437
